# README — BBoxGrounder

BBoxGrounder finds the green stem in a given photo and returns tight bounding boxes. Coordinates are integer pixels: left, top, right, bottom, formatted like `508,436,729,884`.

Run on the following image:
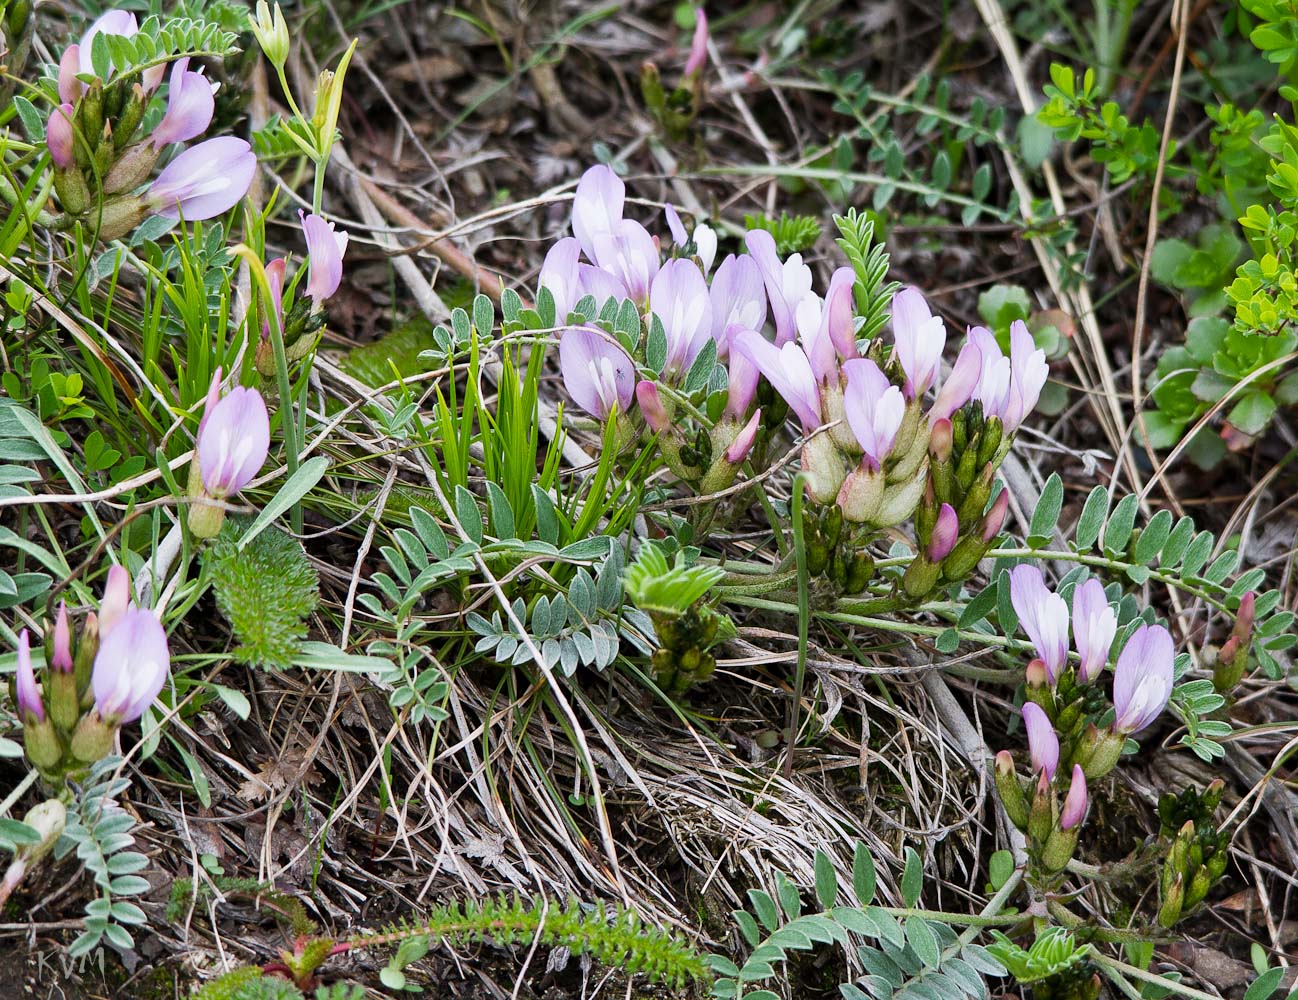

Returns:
1090,953,1226,1000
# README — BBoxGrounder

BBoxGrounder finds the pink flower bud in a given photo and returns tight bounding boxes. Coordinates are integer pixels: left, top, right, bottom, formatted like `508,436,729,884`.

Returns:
726,409,761,464
928,503,959,562
150,58,216,149
636,380,670,432
981,488,1010,542
100,564,131,638
683,9,709,77
301,211,349,308
52,604,73,673
1060,764,1088,830
58,45,81,104
265,258,286,335
1022,702,1058,782
91,607,169,724
15,631,44,723
46,103,75,170
197,385,271,498
148,136,256,220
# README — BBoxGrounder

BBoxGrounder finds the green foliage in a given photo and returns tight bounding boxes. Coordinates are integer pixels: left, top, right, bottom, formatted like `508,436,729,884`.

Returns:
834,208,902,343
351,895,710,990
742,212,822,254
1151,225,1243,318
85,14,241,86
986,928,1089,984
1241,0,1298,74
205,518,320,670
54,757,152,957
1038,64,1169,185
713,845,1005,1000
624,542,725,617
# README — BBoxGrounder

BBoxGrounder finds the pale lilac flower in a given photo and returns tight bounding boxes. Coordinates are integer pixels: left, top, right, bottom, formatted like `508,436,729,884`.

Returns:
91,607,169,723
733,330,819,433
725,331,760,418
710,255,767,358
100,565,131,638
592,219,659,304
664,204,688,246
929,504,959,562
52,604,73,673
821,267,858,361
683,9,709,76
1072,579,1117,683
301,211,349,307
1009,564,1069,682
539,237,582,322
15,631,43,722
148,137,257,220
970,322,1048,431
197,385,271,498
58,45,81,105
150,58,216,149
571,165,624,262
726,410,761,463
1021,701,1058,781
1112,624,1174,734
558,328,635,421
636,380,669,432
1060,764,1088,829
795,294,835,384
929,340,982,424
746,229,814,345
650,258,712,374
577,263,628,306
46,104,75,170
842,358,904,471
891,287,946,398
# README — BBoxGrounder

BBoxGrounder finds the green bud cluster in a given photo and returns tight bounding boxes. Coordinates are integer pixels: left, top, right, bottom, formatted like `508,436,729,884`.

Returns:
1157,807,1229,928
254,301,326,380
802,504,876,594
994,752,1084,877
639,62,702,143
1031,964,1102,1000
649,606,721,695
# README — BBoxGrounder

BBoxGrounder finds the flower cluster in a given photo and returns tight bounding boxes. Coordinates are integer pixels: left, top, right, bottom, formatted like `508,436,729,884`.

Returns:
995,565,1179,874
543,165,1047,598
186,370,272,539
46,9,255,238
13,566,170,780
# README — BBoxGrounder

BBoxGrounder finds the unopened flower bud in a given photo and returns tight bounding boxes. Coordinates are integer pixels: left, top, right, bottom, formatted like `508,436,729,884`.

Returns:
981,488,1010,542
69,711,114,763
994,750,1028,831
1059,764,1087,830
683,8,708,77
1077,724,1125,780
801,433,846,505
928,417,952,462
928,503,959,562
976,414,1004,466
46,103,75,169
74,611,98,702
725,409,760,465
636,379,670,433
1027,770,1053,844
51,604,73,673
251,1,291,69
1158,873,1185,929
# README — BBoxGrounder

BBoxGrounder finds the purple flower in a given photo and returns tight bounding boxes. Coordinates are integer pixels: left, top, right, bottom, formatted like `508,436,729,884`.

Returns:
665,204,688,246
821,267,858,361
1112,624,1174,734
683,8,709,76
577,263,628,306
301,211,349,307
591,219,659,304
842,358,904,471
100,564,131,638
1021,701,1058,781
571,165,624,262
198,385,271,498
726,410,761,463
47,103,75,170
929,504,959,562
539,237,581,322
148,137,257,220
733,329,819,433
636,380,669,432
745,228,813,345
1009,564,1069,682
725,332,760,419
52,603,73,673
929,340,982,424
91,607,169,724
650,258,712,374
795,294,834,384
58,45,81,105
891,287,946,398
558,328,635,421
1060,764,1088,830
970,322,1048,431
1072,578,1117,683
15,631,43,722
710,255,767,358
150,58,215,149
